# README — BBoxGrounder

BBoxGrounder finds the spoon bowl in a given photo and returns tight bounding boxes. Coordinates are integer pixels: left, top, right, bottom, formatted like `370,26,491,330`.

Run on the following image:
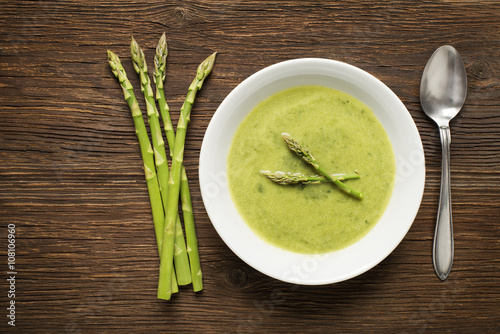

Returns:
420,45,467,126
420,45,467,280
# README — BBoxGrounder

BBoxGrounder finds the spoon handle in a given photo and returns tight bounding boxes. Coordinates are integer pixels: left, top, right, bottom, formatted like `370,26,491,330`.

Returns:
433,125,454,280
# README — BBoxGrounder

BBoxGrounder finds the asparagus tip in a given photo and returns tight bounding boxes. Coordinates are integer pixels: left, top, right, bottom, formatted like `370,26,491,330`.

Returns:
156,32,168,54
107,49,116,61
154,33,168,84
130,36,143,64
107,50,121,77
130,36,137,53
194,52,217,84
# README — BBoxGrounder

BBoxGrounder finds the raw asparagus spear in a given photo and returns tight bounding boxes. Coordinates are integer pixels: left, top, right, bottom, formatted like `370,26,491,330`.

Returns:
153,33,175,151
130,37,192,286
154,34,203,292
180,168,202,291
260,171,360,185
158,52,216,300
281,133,363,199
107,50,178,294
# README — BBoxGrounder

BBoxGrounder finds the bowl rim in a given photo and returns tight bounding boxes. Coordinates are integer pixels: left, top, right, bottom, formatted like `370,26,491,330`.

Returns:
199,57,425,285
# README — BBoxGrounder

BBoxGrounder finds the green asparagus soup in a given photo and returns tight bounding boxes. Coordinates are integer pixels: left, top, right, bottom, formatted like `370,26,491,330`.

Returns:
227,85,395,254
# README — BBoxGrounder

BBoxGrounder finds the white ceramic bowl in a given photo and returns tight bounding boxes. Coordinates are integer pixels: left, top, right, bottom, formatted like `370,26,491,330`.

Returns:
199,58,425,285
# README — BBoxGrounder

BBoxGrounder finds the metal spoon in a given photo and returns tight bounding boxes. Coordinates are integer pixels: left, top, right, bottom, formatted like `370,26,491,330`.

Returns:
420,45,467,280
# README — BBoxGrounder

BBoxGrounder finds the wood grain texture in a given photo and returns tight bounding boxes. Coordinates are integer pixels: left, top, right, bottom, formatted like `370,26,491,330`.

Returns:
0,0,499,333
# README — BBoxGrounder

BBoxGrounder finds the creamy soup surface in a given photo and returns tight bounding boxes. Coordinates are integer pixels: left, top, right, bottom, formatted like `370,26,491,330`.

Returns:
227,85,396,254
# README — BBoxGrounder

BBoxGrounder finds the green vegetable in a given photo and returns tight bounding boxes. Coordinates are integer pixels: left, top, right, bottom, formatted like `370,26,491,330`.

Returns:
281,133,363,199
154,33,203,293
260,170,360,185
130,37,191,286
158,52,216,300
107,50,178,293
153,33,175,153
181,168,203,292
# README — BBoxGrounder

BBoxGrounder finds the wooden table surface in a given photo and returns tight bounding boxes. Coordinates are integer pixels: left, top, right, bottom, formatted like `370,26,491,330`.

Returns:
1,1,499,333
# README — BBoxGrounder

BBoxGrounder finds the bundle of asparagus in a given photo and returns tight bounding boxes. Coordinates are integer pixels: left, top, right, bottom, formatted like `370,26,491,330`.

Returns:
262,133,363,199
108,33,216,300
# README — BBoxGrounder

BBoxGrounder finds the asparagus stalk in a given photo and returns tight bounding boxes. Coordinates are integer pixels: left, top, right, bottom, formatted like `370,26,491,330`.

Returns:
107,50,178,294
158,52,216,300
260,171,360,185
130,38,192,286
281,133,363,199
154,34,203,292
153,33,176,153
180,168,203,291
